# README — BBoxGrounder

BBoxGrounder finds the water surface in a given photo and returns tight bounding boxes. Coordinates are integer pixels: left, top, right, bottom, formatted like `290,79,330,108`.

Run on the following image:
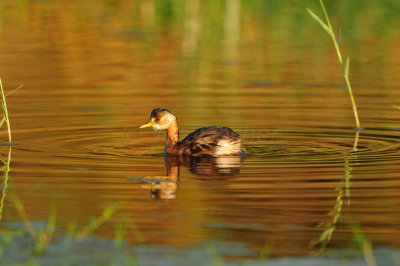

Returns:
0,0,400,264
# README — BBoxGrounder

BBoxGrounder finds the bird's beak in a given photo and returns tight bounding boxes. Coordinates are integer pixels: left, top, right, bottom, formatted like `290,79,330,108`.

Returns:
139,121,156,128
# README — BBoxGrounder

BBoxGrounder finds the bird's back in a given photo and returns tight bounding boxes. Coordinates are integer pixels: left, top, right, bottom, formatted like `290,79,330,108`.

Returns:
180,126,242,156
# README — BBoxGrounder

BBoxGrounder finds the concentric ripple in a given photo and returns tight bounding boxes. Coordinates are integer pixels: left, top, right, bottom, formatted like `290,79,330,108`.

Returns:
244,128,400,162
11,126,400,164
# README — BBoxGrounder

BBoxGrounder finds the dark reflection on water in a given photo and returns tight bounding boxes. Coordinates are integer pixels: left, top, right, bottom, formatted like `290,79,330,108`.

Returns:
130,155,243,199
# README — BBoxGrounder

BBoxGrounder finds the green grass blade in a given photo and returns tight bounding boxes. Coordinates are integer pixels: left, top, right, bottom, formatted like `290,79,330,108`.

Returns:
307,1,360,129
75,201,122,242
318,0,333,29
125,216,145,244
5,85,23,97
345,57,350,77
0,78,11,143
1,105,7,121
307,9,332,36
0,147,11,222
0,78,22,144
337,28,342,46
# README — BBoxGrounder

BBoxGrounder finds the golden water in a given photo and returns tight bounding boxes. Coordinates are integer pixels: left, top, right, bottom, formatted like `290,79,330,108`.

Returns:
0,0,400,262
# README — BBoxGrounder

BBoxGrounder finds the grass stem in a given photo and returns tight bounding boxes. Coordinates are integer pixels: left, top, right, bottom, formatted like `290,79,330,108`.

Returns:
0,146,11,222
75,201,122,242
0,78,12,144
307,0,360,129
347,219,377,266
0,78,22,144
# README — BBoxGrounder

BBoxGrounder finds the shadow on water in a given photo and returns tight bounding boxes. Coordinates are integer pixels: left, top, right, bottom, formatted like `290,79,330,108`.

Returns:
129,154,244,199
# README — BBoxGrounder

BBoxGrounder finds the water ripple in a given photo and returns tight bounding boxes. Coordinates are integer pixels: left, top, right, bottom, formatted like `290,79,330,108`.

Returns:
11,126,400,165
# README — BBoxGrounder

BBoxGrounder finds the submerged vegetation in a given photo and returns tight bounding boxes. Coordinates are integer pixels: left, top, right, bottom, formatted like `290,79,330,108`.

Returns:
307,0,361,129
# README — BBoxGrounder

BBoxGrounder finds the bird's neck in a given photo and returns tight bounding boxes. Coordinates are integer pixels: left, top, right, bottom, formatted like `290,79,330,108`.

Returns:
165,120,179,153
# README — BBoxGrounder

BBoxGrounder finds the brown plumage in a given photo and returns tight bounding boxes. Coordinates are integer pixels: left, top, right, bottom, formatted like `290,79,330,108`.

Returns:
140,108,243,156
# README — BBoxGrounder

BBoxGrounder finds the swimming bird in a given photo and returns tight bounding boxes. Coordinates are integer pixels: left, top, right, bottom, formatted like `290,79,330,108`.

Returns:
140,108,243,156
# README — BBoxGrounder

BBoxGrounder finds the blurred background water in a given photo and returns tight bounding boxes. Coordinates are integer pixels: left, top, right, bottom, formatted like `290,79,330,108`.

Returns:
0,0,400,265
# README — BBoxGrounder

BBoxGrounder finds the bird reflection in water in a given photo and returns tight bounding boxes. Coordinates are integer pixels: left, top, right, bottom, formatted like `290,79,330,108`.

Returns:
136,108,244,199
135,155,243,199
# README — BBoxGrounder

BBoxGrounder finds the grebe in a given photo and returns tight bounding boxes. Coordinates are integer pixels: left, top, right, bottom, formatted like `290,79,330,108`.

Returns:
140,108,242,156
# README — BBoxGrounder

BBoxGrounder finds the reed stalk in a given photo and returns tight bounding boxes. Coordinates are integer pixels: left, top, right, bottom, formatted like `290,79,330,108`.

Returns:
307,0,360,129
0,78,22,144
347,219,377,266
0,146,11,222
124,215,145,244
33,202,57,254
0,79,11,144
8,192,35,236
75,201,122,242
